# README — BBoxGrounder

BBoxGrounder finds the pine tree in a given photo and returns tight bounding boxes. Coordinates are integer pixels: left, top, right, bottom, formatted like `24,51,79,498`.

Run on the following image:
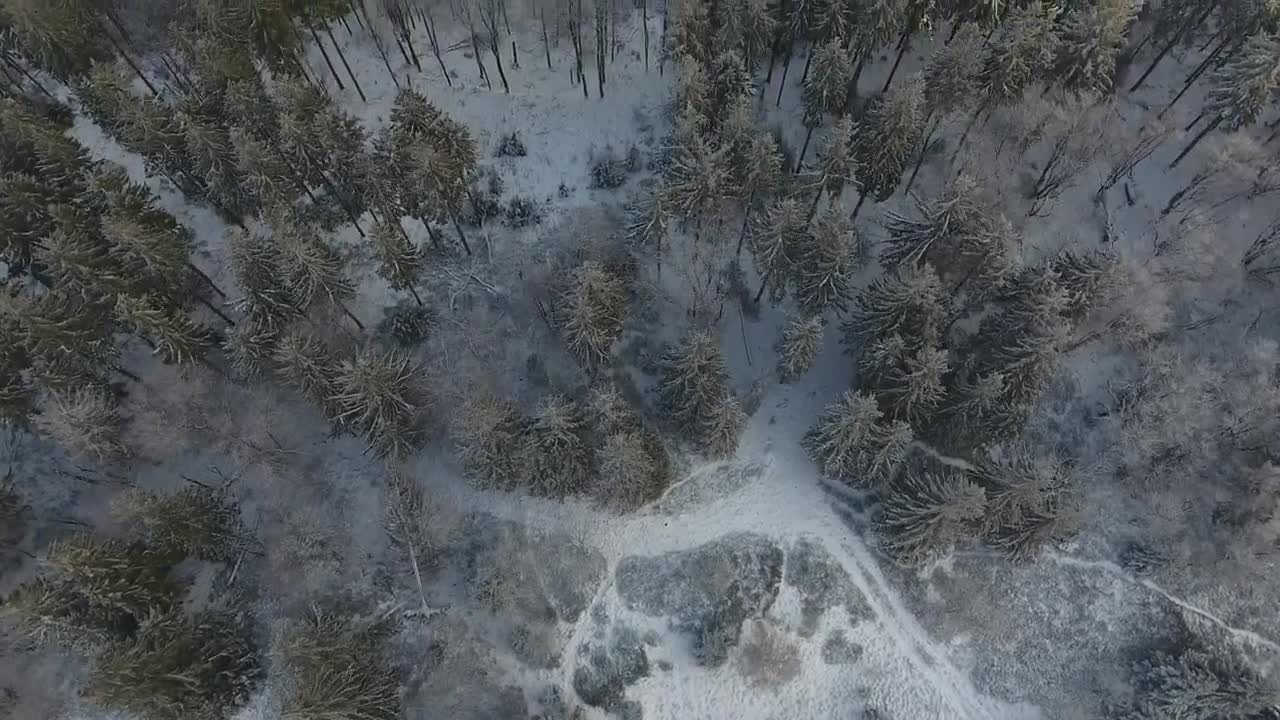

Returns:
851,76,924,212
1049,248,1121,321
274,604,399,720
905,22,984,193
778,314,823,383
1170,31,1280,168
114,293,215,366
387,88,477,252
523,394,594,497
659,330,732,444
274,331,342,418
792,203,857,314
369,219,425,306
110,484,242,562
843,262,947,352
1053,0,1140,95
331,345,425,458
46,534,181,618
595,427,674,510
227,228,301,330
804,390,913,486
560,261,628,367
971,447,1081,559
879,468,986,565
796,40,853,172
453,389,526,489
8,287,119,389
231,128,297,212
35,385,128,463
750,198,806,303
85,609,259,720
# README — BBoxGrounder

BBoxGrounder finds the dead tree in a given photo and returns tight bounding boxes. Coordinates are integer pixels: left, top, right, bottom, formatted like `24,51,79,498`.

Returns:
1096,124,1173,202
480,0,512,93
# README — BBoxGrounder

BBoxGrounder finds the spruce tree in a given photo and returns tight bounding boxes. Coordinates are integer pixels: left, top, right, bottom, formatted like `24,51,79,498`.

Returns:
792,203,857,314
1,0,113,78
223,321,279,380
659,330,734,446
976,1,1059,108
560,261,628,367
384,468,438,612
227,228,301,330
804,390,913,486
851,76,924,215
905,22,984,194
274,331,342,418
796,39,853,173
523,394,594,497
35,385,128,463
46,534,181,618
731,130,784,256
665,129,730,231
1053,0,1140,95
1170,31,1280,168
369,219,425,306
181,111,252,220
806,116,856,219
387,88,477,252
843,262,947,352
110,484,242,562
750,198,806,303
114,293,215,367
778,314,823,383
272,210,362,329
331,345,426,458
595,428,674,510
10,287,119,389
972,448,1081,559
1049,248,1121,321
3,576,134,647
879,468,986,565
860,336,949,426
701,392,746,458
453,389,526,489
231,128,297,212
626,185,672,255
85,609,259,720
274,606,400,720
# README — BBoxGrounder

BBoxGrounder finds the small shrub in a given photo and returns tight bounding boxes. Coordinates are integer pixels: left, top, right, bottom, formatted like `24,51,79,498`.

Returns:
378,303,435,348
625,145,642,172
558,182,571,198
496,132,527,157
590,152,628,189
504,196,544,228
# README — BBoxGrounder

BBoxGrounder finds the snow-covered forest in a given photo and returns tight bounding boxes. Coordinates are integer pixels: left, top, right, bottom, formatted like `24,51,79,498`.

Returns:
1,0,1279,717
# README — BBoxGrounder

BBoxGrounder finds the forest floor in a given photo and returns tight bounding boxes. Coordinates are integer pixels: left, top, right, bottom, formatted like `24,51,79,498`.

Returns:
4,3,1280,720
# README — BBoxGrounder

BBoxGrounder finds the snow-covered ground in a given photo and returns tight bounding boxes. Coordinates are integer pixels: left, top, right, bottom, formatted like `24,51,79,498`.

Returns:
4,3,1280,719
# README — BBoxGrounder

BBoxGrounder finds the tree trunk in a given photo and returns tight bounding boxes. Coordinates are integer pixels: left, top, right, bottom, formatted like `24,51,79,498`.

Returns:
408,285,423,306
660,0,667,76
324,25,366,101
188,262,226,298
544,8,554,69
306,21,347,90
795,125,815,174
1,54,53,100
422,6,451,83
903,113,937,195
337,299,365,331
316,168,365,237
735,188,756,256
196,294,236,326
842,52,867,112
402,26,423,71
807,187,823,223
490,38,511,92
754,267,771,303
1169,116,1223,168
420,217,443,249
102,26,159,96
451,215,473,255
775,43,793,107
1159,36,1229,119
470,30,492,89
799,44,815,86
949,101,988,165
850,192,868,222
642,0,649,71
882,30,910,93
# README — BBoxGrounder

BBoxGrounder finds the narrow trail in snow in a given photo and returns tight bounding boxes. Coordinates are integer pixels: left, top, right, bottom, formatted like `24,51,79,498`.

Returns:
1044,551,1280,654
